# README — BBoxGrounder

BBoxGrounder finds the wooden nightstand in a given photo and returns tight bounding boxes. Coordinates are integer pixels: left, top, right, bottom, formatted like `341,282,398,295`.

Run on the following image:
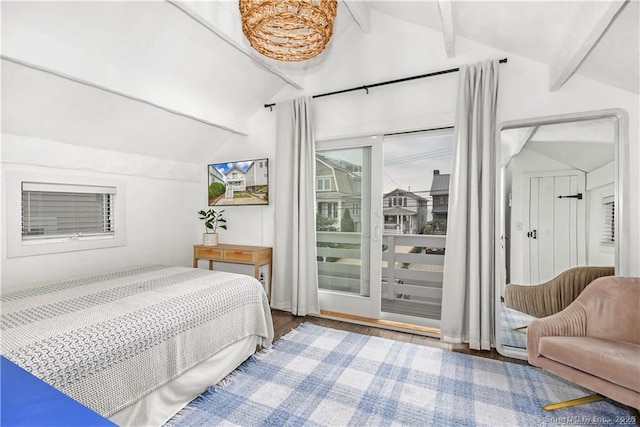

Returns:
193,244,272,298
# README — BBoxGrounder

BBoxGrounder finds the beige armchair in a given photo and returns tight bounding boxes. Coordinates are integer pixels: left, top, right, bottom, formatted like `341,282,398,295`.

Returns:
504,266,614,318
527,276,640,410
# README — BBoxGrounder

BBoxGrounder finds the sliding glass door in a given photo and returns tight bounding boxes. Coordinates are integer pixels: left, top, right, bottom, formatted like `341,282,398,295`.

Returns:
316,130,453,329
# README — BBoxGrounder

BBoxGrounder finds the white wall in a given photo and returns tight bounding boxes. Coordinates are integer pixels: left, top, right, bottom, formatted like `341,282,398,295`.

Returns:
200,112,277,248
1,134,202,288
218,11,640,277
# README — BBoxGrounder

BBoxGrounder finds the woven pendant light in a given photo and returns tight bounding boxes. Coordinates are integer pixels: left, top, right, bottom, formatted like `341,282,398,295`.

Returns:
239,0,338,62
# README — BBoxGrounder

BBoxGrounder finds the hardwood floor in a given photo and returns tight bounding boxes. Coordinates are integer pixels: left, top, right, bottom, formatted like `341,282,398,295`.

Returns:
271,309,528,365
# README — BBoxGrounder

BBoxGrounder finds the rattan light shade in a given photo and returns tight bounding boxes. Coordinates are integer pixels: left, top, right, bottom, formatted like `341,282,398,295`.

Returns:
239,0,338,62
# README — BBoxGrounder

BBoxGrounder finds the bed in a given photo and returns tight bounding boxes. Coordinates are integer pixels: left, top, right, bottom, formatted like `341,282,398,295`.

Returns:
0,264,274,426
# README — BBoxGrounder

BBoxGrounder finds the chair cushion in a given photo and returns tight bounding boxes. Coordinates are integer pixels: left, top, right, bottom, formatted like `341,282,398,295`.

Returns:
539,336,640,393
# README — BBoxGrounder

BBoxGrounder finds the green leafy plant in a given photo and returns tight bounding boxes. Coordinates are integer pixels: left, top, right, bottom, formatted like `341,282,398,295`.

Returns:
341,208,355,232
198,208,227,234
208,182,226,199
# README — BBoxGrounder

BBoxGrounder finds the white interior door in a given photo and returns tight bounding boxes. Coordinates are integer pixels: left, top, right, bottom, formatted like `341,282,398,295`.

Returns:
316,137,382,318
523,171,586,283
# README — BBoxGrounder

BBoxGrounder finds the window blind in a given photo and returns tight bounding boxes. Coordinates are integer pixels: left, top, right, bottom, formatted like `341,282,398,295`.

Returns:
601,196,615,245
22,182,115,241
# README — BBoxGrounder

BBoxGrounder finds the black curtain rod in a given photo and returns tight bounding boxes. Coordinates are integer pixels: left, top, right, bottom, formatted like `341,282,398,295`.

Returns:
264,58,507,110
384,125,453,137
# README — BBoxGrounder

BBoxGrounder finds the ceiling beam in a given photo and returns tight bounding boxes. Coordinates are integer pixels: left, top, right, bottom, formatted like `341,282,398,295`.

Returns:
1,55,248,136
343,1,371,33
549,0,627,91
437,0,456,58
167,0,304,90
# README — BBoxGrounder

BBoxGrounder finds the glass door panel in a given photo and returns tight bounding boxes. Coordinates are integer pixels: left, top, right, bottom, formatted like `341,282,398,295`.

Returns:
316,138,381,318
316,147,370,296
379,130,453,328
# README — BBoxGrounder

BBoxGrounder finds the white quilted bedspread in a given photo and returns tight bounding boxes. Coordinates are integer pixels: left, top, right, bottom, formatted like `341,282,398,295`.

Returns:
0,265,273,417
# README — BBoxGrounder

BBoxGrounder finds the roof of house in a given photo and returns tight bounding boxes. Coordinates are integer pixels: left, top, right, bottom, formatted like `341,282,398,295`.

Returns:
383,207,416,216
383,188,427,201
430,174,450,196
317,154,361,195
225,164,246,177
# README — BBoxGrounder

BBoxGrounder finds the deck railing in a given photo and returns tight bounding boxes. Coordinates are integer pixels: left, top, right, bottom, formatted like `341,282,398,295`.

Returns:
316,231,363,294
316,232,446,319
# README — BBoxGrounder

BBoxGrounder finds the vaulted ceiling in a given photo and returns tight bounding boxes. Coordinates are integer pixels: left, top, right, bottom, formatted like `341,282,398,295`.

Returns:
2,1,638,163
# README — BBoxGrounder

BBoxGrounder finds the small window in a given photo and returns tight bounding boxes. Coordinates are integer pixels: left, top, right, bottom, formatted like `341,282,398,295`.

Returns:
6,171,126,258
601,196,615,245
22,182,116,242
317,177,331,191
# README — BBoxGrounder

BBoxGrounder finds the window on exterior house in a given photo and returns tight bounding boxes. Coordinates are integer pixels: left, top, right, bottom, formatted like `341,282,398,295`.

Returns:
388,199,392,207
22,182,115,242
328,202,338,218
317,177,332,191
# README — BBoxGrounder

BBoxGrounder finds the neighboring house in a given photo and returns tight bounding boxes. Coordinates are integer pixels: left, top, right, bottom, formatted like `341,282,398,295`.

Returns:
383,189,429,234
208,164,225,185
225,164,247,192
316,154,362,232
429,169,450,234
245,159,268,192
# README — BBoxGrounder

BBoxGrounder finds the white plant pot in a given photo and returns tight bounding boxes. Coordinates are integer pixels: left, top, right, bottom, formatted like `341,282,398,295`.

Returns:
203,233,218,246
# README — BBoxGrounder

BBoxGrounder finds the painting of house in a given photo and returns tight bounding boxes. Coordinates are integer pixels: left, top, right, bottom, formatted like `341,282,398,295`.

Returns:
209,159,269,205
245,159,268,192
208,164,225,185
383,189,429,234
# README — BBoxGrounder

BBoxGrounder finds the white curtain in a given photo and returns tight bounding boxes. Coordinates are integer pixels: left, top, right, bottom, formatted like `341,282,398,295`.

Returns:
440,60,500,350
272,97,319,316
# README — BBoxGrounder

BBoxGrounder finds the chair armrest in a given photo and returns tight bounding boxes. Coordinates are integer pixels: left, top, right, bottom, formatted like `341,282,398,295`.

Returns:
527,304,587,366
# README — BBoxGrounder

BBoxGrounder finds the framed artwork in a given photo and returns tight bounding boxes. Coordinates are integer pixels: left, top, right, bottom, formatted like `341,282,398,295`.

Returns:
208,158,269,206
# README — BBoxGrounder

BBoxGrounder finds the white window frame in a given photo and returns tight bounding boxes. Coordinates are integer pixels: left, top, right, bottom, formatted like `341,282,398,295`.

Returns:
316,177,332,192
5,171,126,258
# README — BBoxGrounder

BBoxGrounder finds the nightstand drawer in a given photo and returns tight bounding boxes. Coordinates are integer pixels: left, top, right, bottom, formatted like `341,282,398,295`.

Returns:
224,250,254,262
193,244,272,302
195,247,224,259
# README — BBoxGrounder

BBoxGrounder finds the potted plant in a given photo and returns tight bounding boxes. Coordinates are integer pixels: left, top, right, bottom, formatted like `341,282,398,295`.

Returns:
198,208,227,246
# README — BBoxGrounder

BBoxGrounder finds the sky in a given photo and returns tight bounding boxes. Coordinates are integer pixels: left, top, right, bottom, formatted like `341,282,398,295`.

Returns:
382,133,452,195
212,159,265,175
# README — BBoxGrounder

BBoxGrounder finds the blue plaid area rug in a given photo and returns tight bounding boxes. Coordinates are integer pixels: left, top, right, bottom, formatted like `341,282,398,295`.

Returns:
165,323,632,427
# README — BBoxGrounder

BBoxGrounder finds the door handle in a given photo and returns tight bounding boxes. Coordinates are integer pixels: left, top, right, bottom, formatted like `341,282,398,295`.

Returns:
527,230,537,239
373,224,381,242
